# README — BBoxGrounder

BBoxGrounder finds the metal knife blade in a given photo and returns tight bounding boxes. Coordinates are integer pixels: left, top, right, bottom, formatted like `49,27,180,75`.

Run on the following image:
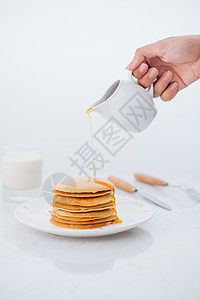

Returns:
138,190,172,211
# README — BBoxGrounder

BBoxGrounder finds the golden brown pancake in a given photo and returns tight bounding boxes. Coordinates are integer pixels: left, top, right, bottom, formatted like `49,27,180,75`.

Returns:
51,209,114,221
52,194,114,206
53,177,113,194
52,201,115,212
52,211,121,225
53,208,114,218
53,190,111,198
50,218,115,229
51,214,115,224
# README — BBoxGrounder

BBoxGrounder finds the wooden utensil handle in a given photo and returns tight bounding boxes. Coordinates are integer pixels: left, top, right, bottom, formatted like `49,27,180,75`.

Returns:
134,173,167,186
108,176,135,193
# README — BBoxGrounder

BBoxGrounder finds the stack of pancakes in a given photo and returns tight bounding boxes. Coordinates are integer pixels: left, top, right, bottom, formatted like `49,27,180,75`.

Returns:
50,177,121,229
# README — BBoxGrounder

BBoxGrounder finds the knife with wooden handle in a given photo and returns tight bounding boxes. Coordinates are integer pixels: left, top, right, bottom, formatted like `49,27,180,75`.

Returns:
108,176,137,192
134,173,168,186
108,176,171,211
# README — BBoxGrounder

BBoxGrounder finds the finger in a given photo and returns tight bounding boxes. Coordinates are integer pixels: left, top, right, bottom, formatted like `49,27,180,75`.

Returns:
160,82,179,101
126,42,160,70
132,63,149,79
153,71,173,98
138,67,158,88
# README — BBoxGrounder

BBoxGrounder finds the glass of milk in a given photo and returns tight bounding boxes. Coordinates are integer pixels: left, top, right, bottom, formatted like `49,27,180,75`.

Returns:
2,146,42,201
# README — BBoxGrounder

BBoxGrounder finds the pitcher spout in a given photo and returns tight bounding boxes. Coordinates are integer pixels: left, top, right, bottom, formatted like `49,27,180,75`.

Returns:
87,99,112,121
87,80,120,121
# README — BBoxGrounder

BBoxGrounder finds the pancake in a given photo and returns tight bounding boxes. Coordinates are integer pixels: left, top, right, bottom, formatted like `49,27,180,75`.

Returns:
52,194,114,206
51,214,115,224
50,218,115,229
53,190,111,198
51,209,114,221
50,176,121,230
52,201,115,212
53,208,114,218
53,177,113,194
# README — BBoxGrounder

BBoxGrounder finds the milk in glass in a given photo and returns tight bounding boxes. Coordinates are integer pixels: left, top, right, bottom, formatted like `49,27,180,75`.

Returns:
2,146,42,201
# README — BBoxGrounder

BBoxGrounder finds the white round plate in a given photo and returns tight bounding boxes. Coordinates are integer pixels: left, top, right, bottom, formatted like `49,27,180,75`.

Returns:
14,196,153,238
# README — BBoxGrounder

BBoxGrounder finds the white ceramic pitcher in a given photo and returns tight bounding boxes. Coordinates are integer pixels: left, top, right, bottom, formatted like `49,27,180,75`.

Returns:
89,70,157,133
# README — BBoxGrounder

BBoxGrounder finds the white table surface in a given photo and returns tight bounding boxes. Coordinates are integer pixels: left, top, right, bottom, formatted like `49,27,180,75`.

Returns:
1,174,200,300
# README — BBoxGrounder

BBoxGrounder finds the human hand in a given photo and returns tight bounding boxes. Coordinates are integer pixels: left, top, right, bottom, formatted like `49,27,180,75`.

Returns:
126,36,200,101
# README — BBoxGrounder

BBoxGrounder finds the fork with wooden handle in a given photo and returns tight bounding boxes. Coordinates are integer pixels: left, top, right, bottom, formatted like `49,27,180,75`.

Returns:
134,173,200,203
108,176,172,211
134,173,167,186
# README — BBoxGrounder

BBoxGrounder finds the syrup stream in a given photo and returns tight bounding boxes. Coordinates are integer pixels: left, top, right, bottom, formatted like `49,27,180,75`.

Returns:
86,107,96,178
86,107,121,223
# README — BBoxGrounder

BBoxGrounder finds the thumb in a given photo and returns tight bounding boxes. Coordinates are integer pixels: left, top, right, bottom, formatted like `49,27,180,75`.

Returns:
126,42,160,70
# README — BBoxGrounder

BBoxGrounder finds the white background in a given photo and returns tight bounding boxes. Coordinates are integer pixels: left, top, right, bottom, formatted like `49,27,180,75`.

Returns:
0,0,200,181
1,3,200,299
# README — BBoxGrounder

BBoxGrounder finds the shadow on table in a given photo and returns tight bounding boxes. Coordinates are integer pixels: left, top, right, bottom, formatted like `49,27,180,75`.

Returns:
14,227,153,274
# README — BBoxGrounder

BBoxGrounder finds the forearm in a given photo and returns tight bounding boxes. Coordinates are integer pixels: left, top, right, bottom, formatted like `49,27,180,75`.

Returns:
194,36,200,79
195,59,200,80
193,35,200,54
191,35,200,80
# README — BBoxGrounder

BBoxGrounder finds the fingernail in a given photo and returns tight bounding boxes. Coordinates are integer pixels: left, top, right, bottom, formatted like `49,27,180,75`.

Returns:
162,71,173,81
170,82,178,91
139,63,148,73
149,68,158,78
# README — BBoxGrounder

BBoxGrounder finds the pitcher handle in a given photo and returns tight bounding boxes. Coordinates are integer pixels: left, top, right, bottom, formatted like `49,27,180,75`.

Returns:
122,69,135,81
124,69,154,98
